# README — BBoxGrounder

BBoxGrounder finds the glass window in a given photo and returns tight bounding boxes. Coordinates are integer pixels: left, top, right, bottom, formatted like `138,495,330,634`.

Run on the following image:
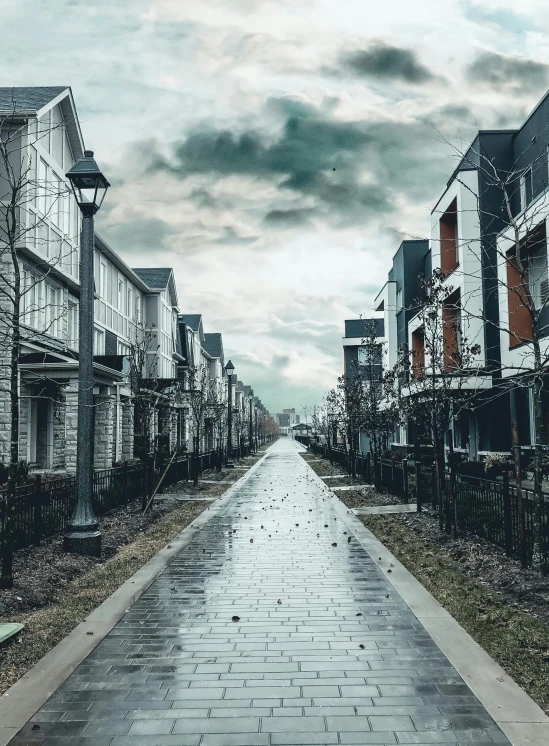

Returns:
36,221,48,255
93,327,105,355
527,242,549,309
521,168,533,210
100,262,107,297
68,302,78,349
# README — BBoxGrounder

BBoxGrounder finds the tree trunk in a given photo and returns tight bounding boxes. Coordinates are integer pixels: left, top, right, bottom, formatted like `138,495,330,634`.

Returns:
0,262,20,589
531,352,547,573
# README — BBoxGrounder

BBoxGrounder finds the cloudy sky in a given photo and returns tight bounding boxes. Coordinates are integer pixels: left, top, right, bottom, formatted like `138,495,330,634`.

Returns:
5,0,549,415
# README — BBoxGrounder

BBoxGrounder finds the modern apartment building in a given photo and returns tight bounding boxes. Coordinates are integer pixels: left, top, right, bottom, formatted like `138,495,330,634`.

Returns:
344,91,549,463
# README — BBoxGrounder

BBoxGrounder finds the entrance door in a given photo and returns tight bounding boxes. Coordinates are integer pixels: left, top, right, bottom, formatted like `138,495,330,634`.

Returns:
35,398,54,468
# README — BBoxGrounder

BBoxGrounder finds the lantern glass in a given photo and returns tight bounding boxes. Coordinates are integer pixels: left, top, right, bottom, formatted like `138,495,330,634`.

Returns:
66,150,110,216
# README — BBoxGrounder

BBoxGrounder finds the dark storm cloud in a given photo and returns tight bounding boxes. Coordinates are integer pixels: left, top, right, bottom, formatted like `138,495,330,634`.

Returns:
263,208,315,227
466,51,549,93
149,97,439,224
341,42,436,84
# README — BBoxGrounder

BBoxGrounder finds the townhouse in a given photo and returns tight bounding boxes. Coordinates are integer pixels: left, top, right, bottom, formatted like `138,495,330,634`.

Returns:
0,86,275,474
344,91,549,463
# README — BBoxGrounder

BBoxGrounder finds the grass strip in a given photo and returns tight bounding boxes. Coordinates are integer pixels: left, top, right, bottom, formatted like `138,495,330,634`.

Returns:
0,500,208,695
361,514,549,714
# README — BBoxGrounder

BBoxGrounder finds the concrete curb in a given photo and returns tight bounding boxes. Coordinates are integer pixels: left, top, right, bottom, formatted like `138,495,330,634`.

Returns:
299,444,549,746
0,454,268,746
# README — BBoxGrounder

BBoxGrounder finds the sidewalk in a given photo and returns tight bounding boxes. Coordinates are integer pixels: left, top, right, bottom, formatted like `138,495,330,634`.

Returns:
1,438,547,745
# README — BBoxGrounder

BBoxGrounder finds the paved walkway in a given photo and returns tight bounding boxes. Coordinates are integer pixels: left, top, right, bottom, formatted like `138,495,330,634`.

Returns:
10,439,510,746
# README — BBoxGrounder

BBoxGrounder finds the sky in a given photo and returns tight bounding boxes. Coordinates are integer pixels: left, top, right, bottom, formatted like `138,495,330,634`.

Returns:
4,0,549,416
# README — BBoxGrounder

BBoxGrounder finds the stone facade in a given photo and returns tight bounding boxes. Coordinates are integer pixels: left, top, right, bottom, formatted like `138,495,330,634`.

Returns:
93,390,115,470
121,399,134,462
65,384,79,473
52,393,66,469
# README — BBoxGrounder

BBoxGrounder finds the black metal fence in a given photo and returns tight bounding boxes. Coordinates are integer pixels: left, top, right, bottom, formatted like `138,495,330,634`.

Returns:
298,437,549,565
0,451,214,554
0,435,278,557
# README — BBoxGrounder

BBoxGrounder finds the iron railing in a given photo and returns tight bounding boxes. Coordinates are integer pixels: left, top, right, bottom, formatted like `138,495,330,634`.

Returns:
297,437,549,565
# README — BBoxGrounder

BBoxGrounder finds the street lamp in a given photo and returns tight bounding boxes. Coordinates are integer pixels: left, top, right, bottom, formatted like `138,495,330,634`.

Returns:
225,361,235,467
255,404,259,451
64,151,110,557
248,389,255,455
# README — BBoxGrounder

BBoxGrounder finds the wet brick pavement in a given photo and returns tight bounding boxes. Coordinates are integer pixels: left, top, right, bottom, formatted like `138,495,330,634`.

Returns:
9,439,511,746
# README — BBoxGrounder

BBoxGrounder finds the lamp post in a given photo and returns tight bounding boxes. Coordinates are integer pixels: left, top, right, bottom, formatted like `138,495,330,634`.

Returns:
64,151,110,557
225,361,235,467
255,405,259,451
248,389,255,455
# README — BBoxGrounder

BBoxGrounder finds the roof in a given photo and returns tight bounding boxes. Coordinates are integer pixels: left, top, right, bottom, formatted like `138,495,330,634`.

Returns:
179,314,202,332
0,86,68,113
202,333,223,358
132,268,173,289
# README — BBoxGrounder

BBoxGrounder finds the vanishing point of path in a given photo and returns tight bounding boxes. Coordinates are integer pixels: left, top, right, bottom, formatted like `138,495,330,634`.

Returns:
10,439,510,746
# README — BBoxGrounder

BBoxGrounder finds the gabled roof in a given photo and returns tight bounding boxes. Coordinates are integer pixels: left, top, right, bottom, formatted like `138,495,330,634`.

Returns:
133,267,178,307
132,267,172,289
179,314,202,332
0,87,68,113
203,333,223,359
235,380,245,392
0,86,84,163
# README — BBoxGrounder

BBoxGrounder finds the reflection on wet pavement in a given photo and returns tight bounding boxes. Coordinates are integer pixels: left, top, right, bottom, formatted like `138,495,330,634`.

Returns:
11,438,510,746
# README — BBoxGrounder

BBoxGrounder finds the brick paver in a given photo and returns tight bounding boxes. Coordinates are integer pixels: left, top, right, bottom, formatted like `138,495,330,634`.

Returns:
10,439,511,745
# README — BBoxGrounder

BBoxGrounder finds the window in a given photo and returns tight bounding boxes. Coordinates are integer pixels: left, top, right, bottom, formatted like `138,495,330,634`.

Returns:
49,283,61,336
118,340,131,356
93,327,105,355
68,302,78,349
411,329,425,379
118,279,124,311
22,268,38,328
442,292,461,371
521,168,533,211
100,262,107,297
396,288,403,313
527,241,549,309
439,198,458,276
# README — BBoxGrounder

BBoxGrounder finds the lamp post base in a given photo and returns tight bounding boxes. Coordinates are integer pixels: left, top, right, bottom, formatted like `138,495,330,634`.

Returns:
64,527,102,557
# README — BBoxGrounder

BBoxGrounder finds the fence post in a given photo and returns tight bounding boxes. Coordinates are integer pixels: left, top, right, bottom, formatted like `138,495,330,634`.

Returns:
144,456,154,512
33,474,43,546
502,471,513,556
123,462,129,508
416,465,422,512
403,459,409,504
431,464,437,512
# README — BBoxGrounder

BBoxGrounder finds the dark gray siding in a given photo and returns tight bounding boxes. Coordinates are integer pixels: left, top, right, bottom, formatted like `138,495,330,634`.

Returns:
344,318,384,339
105,330,118,356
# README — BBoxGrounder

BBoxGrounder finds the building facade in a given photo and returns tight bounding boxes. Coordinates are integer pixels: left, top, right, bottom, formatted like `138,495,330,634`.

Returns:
0,87,275,474
343,91,549,465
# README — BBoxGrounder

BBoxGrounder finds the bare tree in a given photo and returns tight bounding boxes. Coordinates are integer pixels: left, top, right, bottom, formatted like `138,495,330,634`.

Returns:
436,131,549,570
185,363,211,484
0,108,71,588
385,269,484,531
